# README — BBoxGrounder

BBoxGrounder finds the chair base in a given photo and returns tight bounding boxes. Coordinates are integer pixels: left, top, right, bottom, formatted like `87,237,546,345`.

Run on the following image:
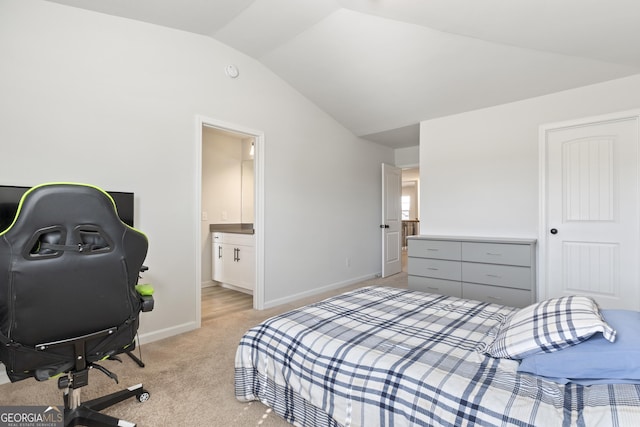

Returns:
64,383,150,427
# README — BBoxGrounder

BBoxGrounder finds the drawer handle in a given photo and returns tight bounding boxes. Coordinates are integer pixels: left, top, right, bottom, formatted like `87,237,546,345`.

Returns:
486,252,502,256
487,296,502,301
427,248,439,251
486,274,502,278
427,267,439,271
427,287,439,291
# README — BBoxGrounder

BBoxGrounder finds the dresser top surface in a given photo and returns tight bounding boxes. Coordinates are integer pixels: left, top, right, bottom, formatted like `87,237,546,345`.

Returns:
408,235,536,245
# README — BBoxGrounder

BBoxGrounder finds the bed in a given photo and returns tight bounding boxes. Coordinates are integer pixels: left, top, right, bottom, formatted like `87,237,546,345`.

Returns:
235,286,640,426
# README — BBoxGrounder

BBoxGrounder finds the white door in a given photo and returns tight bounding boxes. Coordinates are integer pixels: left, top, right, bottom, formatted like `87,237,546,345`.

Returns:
543,114,640,309
382,164,402,277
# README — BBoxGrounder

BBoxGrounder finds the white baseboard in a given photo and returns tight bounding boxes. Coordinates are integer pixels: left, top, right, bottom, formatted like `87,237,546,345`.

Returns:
262,273,379,309
137,320,198,345
220,282,253,295
201,280,215,288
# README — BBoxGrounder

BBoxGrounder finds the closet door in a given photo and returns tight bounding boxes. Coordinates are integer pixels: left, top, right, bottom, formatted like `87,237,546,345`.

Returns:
543,114,640,310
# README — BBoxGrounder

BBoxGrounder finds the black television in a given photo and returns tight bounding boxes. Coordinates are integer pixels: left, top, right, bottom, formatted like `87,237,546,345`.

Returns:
0,185,135,231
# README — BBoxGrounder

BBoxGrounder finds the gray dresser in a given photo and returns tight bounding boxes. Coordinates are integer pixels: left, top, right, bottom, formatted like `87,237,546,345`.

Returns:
407,235,536,307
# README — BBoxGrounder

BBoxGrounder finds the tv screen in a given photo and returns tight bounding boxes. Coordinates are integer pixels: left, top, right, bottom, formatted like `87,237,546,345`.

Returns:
107,191,135,229
0,185,135,231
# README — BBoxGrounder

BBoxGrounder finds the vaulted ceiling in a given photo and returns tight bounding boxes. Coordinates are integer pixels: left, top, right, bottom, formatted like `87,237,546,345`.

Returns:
46,0,640,148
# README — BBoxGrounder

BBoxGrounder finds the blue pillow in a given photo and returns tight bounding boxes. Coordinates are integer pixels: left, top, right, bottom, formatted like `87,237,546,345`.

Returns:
518,309,640,385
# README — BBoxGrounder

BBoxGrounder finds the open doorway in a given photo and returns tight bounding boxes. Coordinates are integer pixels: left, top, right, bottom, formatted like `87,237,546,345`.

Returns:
401,167,420,271
195,116,264,328
201,127,253,322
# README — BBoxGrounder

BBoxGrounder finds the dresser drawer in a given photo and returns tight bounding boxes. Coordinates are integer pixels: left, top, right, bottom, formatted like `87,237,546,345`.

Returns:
408,258,461,281
462,242,531,266
462,262,531,290
408,239,461,260
462,283,532,308
409,276,462,298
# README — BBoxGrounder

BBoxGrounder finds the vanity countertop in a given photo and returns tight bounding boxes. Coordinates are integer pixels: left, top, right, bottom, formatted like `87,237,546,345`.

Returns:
209,223,254,235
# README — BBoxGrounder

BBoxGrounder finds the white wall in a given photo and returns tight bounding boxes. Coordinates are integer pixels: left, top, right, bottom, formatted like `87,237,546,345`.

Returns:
0,0,393,344
395,146,419,167
420,74,640,238
202,128,245,226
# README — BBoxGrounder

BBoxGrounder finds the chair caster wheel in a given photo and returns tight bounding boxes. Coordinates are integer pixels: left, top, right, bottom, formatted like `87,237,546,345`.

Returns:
137,391,150,402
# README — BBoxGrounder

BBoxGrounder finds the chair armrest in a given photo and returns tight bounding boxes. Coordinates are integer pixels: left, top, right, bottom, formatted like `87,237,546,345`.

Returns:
140,295,154,312
135,284,155,312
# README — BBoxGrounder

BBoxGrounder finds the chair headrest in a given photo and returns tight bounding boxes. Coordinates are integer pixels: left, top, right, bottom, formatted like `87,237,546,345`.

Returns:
0,183,142,259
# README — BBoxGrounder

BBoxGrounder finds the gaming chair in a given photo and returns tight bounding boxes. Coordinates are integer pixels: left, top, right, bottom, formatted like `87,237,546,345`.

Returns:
0,183,154,427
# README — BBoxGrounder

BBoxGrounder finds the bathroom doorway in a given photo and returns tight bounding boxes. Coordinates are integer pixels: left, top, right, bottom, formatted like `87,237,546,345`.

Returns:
195,116,264,327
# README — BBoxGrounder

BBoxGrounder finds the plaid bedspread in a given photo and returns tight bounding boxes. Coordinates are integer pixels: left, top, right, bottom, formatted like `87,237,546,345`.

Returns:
235,286,640,426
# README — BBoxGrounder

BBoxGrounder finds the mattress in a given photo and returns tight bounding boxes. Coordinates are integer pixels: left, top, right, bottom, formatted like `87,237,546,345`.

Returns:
235,286,640,426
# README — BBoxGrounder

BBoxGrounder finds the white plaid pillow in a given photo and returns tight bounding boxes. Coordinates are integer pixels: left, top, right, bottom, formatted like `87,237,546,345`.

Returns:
484,296,616,359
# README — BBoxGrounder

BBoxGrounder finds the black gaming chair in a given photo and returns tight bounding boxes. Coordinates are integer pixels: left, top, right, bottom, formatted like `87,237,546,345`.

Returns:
0,183,154,427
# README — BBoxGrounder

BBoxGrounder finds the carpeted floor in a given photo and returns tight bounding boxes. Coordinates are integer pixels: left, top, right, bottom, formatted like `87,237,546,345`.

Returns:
0,272,408,426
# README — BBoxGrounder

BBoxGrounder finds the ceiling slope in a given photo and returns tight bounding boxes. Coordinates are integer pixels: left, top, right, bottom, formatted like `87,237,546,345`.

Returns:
45,0,640,148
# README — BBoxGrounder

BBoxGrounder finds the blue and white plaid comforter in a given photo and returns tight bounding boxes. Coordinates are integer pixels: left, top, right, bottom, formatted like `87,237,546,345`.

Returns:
235,287,640,426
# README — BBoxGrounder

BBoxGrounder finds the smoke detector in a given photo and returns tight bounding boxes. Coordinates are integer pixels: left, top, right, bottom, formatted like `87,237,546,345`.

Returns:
225,65,239,79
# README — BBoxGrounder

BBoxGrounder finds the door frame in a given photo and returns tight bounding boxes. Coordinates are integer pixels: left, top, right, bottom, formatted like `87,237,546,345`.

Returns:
195,115,265,325
538,109,640,302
